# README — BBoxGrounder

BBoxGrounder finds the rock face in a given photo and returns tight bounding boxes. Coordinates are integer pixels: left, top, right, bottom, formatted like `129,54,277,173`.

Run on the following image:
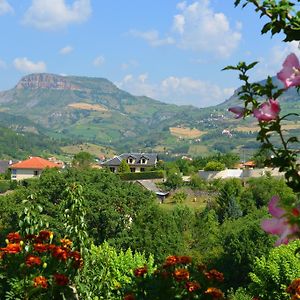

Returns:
16,73,81,91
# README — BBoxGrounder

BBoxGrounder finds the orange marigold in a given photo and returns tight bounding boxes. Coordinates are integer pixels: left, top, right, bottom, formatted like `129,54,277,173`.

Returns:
204,269,224,282
54,273,69,286
173,268,190,282
134,266,147,277
186,281,201,292
164,255,179,267
52,246,69,261
205,287,224,299
178,256,192,264
33,276,48,289
124,293,135,300
70,251,83,268
34,243,48,253
286,278,300,298
7,232,22,243
26,254,41,267
60,238,72,248
1,243,21,254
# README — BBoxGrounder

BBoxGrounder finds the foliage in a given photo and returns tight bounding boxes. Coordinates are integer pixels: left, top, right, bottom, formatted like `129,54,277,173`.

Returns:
171,192,187,204
117,170,165,180
76,242,155,300
227,287,252,300
165,172,183,190
249,240,300,300
72,151,94,168
117,160,131,173
124,255,225,300
204,161,225,171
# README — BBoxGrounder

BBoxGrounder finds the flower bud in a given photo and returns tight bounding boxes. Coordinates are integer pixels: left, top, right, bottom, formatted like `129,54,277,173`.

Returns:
43,262,47,268
20,240,24,246
5,239,9,244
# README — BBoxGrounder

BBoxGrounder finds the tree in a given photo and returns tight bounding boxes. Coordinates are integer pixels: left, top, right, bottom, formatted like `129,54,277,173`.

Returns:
72,151,94,168
204,161,225,171
117,160,130,173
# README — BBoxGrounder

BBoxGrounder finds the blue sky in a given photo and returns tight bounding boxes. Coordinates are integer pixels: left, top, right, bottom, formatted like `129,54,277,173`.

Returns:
0,0,299,107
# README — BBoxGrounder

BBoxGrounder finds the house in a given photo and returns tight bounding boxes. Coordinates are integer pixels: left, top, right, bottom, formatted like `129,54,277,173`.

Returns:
0,160,16,175
9,156,63,180
101,153,158,173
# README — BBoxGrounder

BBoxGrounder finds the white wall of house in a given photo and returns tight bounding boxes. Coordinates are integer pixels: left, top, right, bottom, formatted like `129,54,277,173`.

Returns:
11,169,42,180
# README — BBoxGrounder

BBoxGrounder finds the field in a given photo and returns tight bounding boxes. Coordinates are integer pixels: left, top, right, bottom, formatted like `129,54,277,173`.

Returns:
61,143,116,158
188,144,210,156
234,122,300,132
68,102,108,112
169,127,206,139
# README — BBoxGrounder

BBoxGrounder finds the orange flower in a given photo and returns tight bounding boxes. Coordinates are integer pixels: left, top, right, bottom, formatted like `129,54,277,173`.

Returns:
178,256,192,264
124,293,135,300
205,287,224,299
33,276,48,289
60,239,72,248
173,268,190,282
186,281,201,292
34,243,48,253
35,230,53,243
26,255,41,267
53,274,69,286
204,269,224,282
7,232,22,243
70,251,83,268
52,246,69,261
134,266,147,277
1,243,21,254
164,255,178,267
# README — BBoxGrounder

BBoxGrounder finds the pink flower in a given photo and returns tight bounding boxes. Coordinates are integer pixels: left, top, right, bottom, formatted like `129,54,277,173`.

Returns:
261,196,299,246
253,99,280,121
228,106,245,118
277,53,300,88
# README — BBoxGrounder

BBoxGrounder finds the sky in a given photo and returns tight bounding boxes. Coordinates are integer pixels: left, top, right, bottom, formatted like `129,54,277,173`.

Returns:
0,0,299,108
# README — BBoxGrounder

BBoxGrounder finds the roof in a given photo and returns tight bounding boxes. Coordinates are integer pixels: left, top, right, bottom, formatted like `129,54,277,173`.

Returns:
10,157,62,170
101,153,157,166
243,161,256,167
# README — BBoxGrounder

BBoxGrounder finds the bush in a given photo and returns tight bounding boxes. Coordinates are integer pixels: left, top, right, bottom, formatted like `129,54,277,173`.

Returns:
204,161,225,171
0,180,11,193
118,170,165,180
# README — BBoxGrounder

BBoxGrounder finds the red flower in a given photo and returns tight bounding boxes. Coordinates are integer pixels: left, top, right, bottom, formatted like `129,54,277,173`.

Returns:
52,246,69,261
35,230,53,243
70,251,83,268
34,243,48,253
53,274,69,286
33,276,48,289
186,281,201,292
134,266,147,277
26,255,41,267
205,287,224,298
178,256,192,264
1,243,21,254
164,255,178,267
124,293,135,300
7,232,22,243
173,268,190,282
204,269,224,282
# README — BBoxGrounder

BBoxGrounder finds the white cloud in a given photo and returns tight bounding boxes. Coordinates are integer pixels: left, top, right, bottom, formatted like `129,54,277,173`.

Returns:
254,41,300,80
93,56,105,67
0,0,13,15
116,74,234,107
23,0,91,30
0,59,6,69
172,0,242,58
13,57,46,73
121,59,139,70
129,30,175,47
59,45,73,55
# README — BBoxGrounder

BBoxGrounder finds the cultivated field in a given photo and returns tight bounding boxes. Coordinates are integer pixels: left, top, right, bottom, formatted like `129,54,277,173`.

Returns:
68,102,108,112
169,127,206,139
61,143,116,157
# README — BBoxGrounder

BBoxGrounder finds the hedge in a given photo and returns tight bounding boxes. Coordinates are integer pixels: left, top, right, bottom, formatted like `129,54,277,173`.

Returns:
118,170,165,180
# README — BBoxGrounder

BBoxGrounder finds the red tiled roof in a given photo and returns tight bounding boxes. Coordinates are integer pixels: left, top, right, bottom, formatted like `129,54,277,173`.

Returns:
244,161,256,167
10,157,62,170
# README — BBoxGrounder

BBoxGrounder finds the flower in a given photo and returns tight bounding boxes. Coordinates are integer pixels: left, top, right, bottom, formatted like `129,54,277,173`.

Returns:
178,256,192,264
228,106,245,118
60,238,72,248
33,276,48,289
253,99,280,121
1,243,21,254
51,246,69,261
70,250,83,268
205,287,224,298
173,268,190,281
36,230,53,242
53,273,69,286
7,232,22,243
25,254,41,267
204,269,224,282
261,195,299,246
163,255,178,267
186,281,201,292
134,266,147,277
277,53,300,88
286,278,300,298
33,243,48,253
124,293,135,300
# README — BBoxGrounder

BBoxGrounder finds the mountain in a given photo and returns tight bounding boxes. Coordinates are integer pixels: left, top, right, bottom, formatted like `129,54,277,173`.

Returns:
0,73,299,159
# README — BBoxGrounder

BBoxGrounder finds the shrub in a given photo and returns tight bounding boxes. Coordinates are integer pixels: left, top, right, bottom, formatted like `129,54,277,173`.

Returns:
204,161,225,171
118,170,165,180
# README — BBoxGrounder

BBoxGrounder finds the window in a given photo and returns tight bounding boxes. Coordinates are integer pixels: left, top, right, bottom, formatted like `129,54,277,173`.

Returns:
110,167,115,173
141,168,145,172
33,170,39,176
128,158,133,164
141,158,147,164
130,168,136,173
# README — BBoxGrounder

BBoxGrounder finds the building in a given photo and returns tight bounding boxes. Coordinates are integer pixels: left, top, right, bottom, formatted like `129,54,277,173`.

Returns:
9,156,63,180
101,153,158,173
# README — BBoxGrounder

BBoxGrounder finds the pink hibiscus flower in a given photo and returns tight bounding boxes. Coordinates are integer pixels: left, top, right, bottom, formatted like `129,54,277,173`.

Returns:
253,99,280,122
277,53,300,88
261,196,299,246
228,106,245,118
